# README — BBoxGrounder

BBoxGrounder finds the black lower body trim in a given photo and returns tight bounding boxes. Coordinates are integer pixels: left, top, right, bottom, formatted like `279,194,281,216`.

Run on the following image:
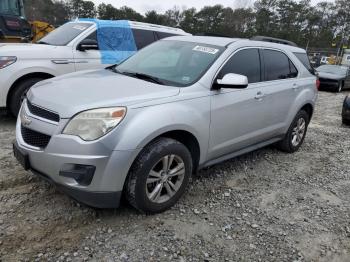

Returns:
31,168,121,209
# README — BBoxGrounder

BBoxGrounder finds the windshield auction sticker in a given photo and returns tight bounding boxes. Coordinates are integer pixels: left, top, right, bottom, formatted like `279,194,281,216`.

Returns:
193,46,219,54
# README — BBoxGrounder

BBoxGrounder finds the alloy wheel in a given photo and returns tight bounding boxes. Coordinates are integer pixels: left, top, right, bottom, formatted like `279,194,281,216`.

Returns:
146,154,185,204
291,118,306,147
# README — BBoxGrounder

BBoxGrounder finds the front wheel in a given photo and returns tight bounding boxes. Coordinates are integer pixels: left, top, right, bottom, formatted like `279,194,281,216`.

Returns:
126,138,192,214
277,110,309,153
9,78,45,116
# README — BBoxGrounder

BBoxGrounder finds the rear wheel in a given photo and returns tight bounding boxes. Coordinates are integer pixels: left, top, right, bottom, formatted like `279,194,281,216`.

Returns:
9,78,44,117
126,138,192,214
277,110,309,153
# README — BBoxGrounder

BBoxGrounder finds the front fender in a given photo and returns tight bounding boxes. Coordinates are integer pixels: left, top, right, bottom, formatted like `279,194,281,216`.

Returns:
0,64,59,107
112,97,211,165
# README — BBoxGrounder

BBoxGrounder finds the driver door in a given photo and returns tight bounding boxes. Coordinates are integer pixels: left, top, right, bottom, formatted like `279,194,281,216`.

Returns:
73,30,104,71
208,48,274,160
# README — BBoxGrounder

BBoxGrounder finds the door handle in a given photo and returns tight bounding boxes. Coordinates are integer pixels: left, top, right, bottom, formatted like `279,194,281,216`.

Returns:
255,91,265,100
51,60,74,64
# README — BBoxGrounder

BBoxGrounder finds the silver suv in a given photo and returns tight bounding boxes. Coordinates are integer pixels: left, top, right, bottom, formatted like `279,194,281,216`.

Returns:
13,36,317,213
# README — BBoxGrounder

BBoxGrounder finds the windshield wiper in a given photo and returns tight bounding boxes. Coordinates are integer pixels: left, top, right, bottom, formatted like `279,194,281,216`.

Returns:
121,71,165,85
107,65,119,73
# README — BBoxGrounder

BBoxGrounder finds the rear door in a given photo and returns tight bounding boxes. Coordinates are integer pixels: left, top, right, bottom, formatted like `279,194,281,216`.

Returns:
259,49,300,133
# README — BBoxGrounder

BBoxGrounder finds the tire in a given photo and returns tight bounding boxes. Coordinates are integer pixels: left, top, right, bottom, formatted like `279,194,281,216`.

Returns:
277,110,310,153
9,78,45,117
342,118,350,126
126,138,192,214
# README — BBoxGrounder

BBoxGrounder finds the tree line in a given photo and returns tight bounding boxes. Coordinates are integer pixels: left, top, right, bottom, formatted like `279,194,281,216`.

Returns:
24,0,350,49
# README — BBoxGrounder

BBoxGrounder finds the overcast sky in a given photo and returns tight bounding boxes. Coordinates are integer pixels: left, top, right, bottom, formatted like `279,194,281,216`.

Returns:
90,0,334,14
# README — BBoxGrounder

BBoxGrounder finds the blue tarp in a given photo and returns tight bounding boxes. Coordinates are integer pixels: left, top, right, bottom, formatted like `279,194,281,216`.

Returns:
79,18,137,64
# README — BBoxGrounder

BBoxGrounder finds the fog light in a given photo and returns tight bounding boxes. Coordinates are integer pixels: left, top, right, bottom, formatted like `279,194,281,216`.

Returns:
59,164,96,186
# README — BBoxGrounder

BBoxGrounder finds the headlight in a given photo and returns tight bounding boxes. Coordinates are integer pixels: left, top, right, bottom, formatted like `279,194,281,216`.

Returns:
0,56,17,69
63,107,126,141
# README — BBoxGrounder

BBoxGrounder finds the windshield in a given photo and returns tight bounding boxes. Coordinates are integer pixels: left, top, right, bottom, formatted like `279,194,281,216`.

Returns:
316,65,348,75
38,22,93,46
0,0,22,16
116,40,224,87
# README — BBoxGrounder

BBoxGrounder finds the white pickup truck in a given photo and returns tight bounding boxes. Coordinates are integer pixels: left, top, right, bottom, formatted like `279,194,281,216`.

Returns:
0,19,189,115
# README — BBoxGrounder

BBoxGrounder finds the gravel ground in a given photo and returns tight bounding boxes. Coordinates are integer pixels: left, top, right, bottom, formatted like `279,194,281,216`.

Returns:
1,91,350,262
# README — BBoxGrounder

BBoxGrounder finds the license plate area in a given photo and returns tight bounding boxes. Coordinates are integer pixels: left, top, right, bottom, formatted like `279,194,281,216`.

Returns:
13,143,30,170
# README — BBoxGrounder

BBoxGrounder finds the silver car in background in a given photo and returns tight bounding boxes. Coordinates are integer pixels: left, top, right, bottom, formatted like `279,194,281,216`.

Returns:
13,36,317,213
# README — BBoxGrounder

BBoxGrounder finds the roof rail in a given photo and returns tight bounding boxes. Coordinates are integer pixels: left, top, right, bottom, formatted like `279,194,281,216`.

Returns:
128,21,186,33
251,36,298,47
196,32,230,38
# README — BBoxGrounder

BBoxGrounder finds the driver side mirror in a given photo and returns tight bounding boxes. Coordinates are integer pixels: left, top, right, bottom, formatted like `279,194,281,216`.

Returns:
214,73,248,89
77,39,99,52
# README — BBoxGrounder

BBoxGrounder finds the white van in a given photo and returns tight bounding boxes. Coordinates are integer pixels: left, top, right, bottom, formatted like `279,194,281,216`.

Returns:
0,19,190,115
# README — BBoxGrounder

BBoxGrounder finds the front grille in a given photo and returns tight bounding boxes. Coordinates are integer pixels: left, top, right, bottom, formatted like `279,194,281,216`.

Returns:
21,125,51,148
27,101,60,122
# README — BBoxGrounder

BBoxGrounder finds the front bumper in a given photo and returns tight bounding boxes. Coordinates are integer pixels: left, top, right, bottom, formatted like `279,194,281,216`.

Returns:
13,143,122,208
14,101,139,208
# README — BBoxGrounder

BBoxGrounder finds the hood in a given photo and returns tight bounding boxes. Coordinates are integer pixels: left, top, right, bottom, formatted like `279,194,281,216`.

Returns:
0,43,72,59
27,69,180,118
317,71,345,80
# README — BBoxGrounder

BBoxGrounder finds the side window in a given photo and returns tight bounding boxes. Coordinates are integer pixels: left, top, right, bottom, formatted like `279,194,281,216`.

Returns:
98,27,136,52
263,49,296,81
79,30,99,50
219,48,261,83
156,31,177,40
85,31,97,42
132,29,156,50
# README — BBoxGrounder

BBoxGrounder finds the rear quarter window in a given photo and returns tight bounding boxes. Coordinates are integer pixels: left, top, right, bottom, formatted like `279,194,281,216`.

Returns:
294,52,314,74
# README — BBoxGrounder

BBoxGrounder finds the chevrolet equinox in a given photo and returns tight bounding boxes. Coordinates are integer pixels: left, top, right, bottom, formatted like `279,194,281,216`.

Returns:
13,36,317,213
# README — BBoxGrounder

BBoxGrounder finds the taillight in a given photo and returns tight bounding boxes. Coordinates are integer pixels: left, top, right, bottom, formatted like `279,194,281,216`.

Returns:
316,79,320,90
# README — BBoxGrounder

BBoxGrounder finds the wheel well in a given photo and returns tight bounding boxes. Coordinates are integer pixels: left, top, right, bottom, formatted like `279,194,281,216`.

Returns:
301,104,313,120
157,130,201,173
6,72,54,108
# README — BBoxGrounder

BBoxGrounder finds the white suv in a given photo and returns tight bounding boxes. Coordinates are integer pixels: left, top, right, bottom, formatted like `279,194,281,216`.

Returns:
0,19,190,116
